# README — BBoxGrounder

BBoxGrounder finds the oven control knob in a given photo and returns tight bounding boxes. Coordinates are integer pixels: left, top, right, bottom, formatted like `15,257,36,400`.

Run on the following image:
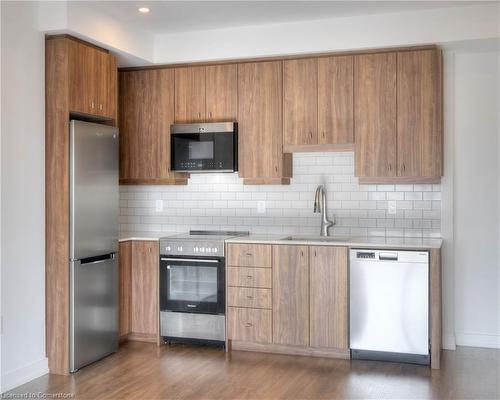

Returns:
166,246,171,252
214,247,218,253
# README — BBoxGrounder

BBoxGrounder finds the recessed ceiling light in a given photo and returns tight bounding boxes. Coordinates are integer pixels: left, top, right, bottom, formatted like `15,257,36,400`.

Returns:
138,7,150,13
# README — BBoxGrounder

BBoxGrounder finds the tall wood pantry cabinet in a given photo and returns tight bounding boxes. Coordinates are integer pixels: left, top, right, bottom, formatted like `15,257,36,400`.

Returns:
45,35,118,375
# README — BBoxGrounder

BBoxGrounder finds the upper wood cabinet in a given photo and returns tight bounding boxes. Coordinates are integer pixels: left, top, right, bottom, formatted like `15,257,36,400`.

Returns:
397,49,442,178
238,61,292,184
283,58,318,146
354,52,397,178
205,64,238,121
354,49,442,183
119,69,187,185
272,245,309,346
67,39,117,119
283,56,354,151
174,66,206,123
309,246,348,349
318,56,354,146
174,64,237,123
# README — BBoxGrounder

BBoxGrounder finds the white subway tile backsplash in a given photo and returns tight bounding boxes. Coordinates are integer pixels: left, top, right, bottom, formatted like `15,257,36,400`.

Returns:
119,152,441,238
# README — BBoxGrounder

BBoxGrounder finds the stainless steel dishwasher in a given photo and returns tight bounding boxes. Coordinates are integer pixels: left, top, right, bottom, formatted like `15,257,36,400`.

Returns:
349,249,430,365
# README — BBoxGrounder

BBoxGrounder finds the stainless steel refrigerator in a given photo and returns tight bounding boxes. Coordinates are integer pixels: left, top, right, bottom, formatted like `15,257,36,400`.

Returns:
69,120,119,372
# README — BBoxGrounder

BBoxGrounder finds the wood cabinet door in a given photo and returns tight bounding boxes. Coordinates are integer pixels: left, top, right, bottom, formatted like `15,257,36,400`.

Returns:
310,246,348,349
174,66,206,123
119,69,176,182
272,245,309,346
354,52,397,177
283,58,318,146
96,51,117,120
205,64,237,121
318,56,354,145
68,40,96,115
119,241,132,337
238,61,284,180
130,241,159,336
397,49,442,178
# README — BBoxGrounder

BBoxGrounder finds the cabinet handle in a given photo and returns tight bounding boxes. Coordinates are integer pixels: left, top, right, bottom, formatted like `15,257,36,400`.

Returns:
245,322,253,328
246,275,253,279
198,112,201,119
388,164,392,172
246,295,253,299
402,164,406,172
309,131,313,139
209,111,212,118
322,131,326,138
245,253,253,257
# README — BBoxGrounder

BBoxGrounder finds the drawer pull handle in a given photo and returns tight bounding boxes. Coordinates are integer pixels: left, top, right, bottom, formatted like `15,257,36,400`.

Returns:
245,323,253,327
246,295,253,299
246,275,253,279
245,253,253,256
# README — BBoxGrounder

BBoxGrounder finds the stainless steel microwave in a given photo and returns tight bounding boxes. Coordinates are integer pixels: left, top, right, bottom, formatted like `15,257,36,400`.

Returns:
170,122,238,173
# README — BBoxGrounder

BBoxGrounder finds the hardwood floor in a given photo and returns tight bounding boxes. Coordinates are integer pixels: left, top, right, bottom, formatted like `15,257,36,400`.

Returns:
8,342,499,399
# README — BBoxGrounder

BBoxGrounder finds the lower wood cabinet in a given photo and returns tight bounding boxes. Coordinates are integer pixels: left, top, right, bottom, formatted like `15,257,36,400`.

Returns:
226,243,349,357
309,246,348,349
119,240,159,342
272,245,310,346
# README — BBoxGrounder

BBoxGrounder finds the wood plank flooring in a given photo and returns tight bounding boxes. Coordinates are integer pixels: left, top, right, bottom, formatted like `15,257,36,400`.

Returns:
8,341,499,399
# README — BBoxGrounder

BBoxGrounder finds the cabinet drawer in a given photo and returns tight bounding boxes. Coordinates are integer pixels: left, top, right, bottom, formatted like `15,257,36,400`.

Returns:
227,267,272,288
227,287,272,309
227,307,272,343
227,244,272,267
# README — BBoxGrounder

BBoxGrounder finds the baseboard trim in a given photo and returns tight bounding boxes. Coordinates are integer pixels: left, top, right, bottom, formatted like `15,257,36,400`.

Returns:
455,332,500,349
442,333,456,350
1,357,49,393
230,340,350,359
127,332,157,343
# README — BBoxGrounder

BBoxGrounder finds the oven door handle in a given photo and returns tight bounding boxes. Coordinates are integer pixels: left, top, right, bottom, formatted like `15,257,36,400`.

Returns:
160,257,219,263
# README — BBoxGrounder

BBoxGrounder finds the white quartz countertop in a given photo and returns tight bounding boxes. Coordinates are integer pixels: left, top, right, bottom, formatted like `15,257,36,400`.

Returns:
119,232,442,250
225,234,442,250
119,232,173,242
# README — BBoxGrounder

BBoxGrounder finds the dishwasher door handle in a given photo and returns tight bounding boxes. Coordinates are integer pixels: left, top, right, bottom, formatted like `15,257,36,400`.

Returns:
379,252,398,261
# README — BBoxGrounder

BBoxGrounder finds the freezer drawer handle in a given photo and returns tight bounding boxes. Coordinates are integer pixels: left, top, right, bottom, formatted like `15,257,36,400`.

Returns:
378,252,398,261
80,253,116,265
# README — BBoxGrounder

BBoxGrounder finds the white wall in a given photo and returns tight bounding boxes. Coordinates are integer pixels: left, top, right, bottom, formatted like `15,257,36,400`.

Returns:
153,3,499,64
1,1,48,392
453,50,500,348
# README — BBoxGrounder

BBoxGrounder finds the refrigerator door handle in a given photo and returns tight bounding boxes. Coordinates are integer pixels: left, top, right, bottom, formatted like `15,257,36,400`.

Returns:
80,253,116,265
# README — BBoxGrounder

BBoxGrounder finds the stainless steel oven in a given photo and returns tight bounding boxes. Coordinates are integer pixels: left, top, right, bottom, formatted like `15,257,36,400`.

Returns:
159,231,248,345
170,122,238,173
160,256,224,315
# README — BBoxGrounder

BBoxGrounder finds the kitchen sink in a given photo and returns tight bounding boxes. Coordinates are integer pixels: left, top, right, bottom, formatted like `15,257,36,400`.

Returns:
283,235,351,243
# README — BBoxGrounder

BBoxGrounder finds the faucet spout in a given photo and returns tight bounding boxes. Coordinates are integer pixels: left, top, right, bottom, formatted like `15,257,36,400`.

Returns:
313,185,335,236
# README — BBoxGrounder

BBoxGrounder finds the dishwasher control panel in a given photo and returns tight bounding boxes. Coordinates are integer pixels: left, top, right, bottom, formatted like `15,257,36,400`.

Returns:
352,249,428,263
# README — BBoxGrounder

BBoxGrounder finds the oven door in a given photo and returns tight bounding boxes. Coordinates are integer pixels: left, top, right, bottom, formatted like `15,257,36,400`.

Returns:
170,131,237,172
160,256,225,314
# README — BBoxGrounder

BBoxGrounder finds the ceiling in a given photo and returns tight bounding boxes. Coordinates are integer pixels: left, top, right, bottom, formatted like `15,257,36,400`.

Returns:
90,1,489,35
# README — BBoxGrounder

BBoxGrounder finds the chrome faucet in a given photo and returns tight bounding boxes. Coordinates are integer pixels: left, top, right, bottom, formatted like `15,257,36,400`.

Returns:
314,185,334,236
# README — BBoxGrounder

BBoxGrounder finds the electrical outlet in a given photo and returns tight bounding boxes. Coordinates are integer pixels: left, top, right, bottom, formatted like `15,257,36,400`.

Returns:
388,201,397,215
257,200,266,214
155,199,164,212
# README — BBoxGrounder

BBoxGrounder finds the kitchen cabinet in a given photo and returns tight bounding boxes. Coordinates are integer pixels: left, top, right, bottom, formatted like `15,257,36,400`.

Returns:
318,56,354,146
238,61,292,184
272,245,309,346
397,49,442,178
283,58,318,146
119,69,187,185
309,246,348,349
283,56,354,152
130,241,159,339
205,64,238,121
68,38,117,119
354,49,442,183
119,241,132,337
354,52,397,179
174,66,206,123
